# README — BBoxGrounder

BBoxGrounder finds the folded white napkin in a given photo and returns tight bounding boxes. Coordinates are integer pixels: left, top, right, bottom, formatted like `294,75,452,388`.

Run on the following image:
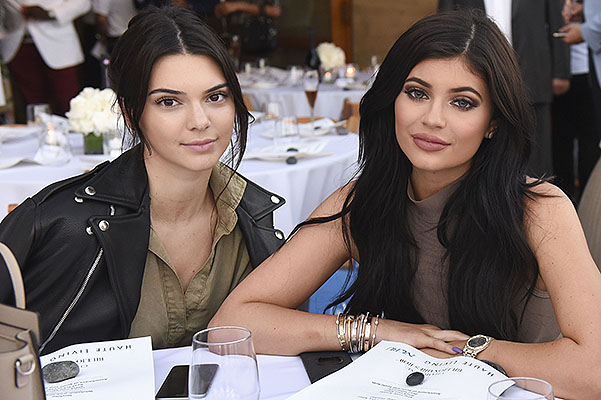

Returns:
298,118,336,137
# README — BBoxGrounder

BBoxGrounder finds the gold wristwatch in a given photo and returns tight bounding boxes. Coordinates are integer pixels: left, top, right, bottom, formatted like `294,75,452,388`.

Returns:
463,334,493,358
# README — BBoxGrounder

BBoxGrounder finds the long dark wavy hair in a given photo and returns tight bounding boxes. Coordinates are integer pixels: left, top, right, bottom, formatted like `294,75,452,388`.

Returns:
299,10,543,341
108,6,248,169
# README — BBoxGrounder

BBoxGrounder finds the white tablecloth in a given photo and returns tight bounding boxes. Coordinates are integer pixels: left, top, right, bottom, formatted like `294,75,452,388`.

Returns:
243,83,365,120
0,126,359,235
153,346,310,400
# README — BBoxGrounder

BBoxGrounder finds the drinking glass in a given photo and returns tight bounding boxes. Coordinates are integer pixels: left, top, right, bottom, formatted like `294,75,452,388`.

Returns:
487,377,554,399
190,326,259,400
102,130,123,160
26,103,50,128
274,116,299,147
34,122,72,166
303,70,319,128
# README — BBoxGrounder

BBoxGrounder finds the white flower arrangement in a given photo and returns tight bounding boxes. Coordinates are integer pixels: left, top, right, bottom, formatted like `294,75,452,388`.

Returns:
66,87,121,136
316,42,346,71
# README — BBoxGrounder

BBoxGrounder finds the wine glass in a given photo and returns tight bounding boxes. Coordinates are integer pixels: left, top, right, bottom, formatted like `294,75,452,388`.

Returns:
190,326,260,400
487,377,554,399
303,70,319,129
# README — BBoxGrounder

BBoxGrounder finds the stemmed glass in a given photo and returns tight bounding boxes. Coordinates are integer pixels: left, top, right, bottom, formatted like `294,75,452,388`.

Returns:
487,377,554,399
190,326,259,400
303,70,319,129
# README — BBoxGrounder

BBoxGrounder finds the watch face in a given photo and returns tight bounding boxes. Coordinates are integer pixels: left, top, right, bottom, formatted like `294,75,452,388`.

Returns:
468,336,487,347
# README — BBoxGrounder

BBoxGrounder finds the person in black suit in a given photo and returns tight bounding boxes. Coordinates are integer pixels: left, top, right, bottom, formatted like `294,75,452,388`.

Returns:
438,0,571,177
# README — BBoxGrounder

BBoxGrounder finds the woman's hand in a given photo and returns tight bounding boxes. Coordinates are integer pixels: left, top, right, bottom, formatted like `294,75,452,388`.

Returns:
377,320,468,355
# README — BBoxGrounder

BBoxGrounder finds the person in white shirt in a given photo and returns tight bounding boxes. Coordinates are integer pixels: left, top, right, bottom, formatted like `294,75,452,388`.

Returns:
93,0,136,54
1,0,91,117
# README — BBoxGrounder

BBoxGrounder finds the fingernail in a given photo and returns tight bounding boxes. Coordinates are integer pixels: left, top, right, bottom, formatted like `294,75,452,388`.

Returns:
452,347,463,354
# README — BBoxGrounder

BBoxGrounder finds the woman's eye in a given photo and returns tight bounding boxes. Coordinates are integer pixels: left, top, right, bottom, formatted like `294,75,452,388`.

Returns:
453,98,475,110
405,87,427,101
208,92,227,103
156,97,179,108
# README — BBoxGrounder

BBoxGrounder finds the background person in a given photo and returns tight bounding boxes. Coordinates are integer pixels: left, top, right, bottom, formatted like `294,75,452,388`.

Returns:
93,0,136,55
559,0,601,151
211,10,601,400
1,0,91,117
0,6,285,355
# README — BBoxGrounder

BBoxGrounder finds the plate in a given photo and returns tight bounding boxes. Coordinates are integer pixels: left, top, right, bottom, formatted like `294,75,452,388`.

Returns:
250,80,279,89
244,140,329,161
259,118,336,139
79,155,110,165
344,82,368,91
0,125,41,141
0,157,24,169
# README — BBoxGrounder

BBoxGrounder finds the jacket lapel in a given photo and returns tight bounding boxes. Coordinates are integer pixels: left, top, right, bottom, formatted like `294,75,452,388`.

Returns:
74,145,148,210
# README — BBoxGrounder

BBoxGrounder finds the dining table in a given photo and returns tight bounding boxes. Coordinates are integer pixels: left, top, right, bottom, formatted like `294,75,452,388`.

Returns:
153,346,561,400
239,67,369,120
0,121,360,236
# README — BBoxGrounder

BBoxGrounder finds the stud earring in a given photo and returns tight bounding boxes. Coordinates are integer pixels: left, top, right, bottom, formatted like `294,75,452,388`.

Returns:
486,130,496,139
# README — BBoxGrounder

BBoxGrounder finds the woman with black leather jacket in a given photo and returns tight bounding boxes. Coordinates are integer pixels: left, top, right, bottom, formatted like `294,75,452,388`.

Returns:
0,6,285,355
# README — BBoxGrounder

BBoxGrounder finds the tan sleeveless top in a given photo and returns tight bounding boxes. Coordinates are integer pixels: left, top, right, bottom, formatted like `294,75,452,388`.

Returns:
406,180,560,343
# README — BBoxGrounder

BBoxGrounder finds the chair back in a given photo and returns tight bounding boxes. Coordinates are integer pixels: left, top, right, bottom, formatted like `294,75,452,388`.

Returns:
341,98,360,133
242,93,255,111
578,157,601,269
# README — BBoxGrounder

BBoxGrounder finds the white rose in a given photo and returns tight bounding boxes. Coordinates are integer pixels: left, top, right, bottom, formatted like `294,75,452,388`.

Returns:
66,87,121,135
316,42,346,70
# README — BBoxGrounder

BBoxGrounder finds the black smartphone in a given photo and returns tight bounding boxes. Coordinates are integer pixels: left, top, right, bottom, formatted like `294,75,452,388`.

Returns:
300,351,352,383
156,364,219,399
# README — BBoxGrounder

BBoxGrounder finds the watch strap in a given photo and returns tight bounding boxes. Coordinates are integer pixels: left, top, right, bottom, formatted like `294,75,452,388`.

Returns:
463,334,493,358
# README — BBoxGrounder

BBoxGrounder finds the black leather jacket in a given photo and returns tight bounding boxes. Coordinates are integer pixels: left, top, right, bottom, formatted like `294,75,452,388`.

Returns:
0,146,285,354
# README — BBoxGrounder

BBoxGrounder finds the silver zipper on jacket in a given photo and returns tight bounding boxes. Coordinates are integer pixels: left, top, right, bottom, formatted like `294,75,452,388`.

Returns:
39,205,115,353
39,248,104,353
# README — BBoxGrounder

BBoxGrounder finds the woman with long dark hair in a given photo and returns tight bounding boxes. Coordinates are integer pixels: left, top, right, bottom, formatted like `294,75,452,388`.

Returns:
212,10,601,399
0,6,285,354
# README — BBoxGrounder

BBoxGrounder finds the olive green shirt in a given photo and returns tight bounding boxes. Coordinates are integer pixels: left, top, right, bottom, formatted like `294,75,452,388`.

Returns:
129,164,252,349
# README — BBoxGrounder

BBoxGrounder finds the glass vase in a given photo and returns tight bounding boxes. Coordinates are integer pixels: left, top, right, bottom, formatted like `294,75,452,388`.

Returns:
319,67,338,84
83,133,103,155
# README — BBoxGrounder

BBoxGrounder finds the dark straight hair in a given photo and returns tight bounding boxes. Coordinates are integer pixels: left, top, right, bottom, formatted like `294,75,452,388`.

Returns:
108,5,248,168
296,9,542,340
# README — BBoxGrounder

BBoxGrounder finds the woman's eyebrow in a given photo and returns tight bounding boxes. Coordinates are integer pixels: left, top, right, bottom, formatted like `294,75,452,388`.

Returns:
405,77,430,88
450,86,483,100
147,83,229,96
204,83,229,93
148,88,184,96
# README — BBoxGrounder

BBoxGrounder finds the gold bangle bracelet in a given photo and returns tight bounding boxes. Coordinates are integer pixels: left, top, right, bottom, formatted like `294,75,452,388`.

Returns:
335,314,346,351
363,315,372,351
370,315,379,349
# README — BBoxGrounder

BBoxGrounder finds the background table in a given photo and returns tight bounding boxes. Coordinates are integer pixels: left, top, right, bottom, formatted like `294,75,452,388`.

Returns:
0,125,360,236
243,83,365,121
